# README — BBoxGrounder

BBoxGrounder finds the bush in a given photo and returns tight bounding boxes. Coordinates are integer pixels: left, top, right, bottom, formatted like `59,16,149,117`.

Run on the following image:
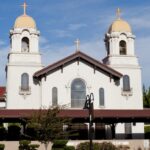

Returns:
52,140,68,148
26,124,37,139
29,144,40,150
76,142,117,150
19,140,31,150
64,146,75,150
99,142,117,150
76,142,100,150
19,140,39,150
145,126,150,133
8,124,21,140
0,144,5,150
0,127,7,140
117,145,130,150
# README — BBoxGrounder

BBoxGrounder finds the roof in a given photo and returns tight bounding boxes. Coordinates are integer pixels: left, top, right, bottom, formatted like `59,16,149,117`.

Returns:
108,18,131,33
0,87,6,102
14,14,36,29
0,87,5,96
0,109,150,123
34,51,122,79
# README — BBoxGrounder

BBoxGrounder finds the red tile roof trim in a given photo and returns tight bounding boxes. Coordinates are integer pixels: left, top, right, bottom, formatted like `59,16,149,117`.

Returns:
0,87,6,102
0,109,150,120
0,87,6,97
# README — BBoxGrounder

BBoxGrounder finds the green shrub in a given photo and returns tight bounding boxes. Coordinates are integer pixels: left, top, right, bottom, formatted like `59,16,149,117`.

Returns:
64,146,75,150
26,124,37,139
29,144,40,150
76,142,100,150
19,140,31,150
19,140,39,150
8,124,21,140
0,144,5,150
145,126,150,133
117,145,130,150
0,127,7,140
52,140,68,148
76,142,117,150
99,142,117,150
19,140,31,146
52,148,64,150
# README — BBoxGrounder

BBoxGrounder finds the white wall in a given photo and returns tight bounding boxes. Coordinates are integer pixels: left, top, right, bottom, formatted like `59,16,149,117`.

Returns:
40,61,142,110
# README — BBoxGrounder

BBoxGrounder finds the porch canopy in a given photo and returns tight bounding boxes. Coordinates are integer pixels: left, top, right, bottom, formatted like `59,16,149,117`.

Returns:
0,109,150,123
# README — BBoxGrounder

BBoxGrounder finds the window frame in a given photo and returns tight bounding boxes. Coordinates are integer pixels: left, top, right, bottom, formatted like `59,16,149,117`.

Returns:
123,75,130,92
21,37,29,52
119,40,127,55
21,73,29,91
52,87,58,107
71,78,86,108
99,88,105,107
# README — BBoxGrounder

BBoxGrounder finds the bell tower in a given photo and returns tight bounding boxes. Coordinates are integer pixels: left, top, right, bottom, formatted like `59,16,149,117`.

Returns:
6,2,43,109
103,8,143,108
103,8,144,138
103,8,138,67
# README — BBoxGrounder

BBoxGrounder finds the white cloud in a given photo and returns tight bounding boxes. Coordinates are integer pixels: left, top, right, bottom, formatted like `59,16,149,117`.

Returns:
39,36,49,45
0,44,9,86
0,40,6,46
129,16,150,30
135,36,150,87
48,29,72,38
68,23,87,31
40,36,105,68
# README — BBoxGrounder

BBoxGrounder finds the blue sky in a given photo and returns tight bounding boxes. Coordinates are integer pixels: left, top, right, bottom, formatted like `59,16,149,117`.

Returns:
0,0,150,87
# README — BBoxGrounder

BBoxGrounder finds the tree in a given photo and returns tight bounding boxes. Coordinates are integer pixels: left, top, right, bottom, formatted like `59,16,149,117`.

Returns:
27,106,70,150
143,85,150,108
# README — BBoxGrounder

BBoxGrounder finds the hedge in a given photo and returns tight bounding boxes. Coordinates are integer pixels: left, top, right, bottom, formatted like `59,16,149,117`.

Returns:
76,142,117,150
8,124,21,140
19,140,39,150
64,146,75,150
0,144,5,150
145,126,150,133
0,127,7,140
52,140,68,150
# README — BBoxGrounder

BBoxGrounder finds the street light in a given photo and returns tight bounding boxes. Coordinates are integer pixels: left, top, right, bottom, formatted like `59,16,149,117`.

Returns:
83,93,94,150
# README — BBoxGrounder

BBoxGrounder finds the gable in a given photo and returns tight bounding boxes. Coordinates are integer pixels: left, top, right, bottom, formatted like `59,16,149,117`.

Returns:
34,51,122,80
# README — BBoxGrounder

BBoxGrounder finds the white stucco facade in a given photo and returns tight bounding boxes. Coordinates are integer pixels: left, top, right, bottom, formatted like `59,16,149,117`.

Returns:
1,11,144,138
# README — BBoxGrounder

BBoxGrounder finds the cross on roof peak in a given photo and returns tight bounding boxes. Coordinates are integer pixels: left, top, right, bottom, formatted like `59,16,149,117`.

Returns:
74,39,80,52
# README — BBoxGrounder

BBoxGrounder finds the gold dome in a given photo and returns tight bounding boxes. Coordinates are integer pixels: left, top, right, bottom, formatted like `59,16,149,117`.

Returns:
108,18,132,33
14,14,36,29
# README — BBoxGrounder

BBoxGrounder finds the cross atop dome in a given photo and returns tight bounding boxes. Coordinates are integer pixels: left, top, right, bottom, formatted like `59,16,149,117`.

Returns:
116,8,121,19
14,2,36,29
21,2,28,15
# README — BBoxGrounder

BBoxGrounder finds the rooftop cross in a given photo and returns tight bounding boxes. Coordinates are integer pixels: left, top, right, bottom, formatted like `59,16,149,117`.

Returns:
21,2,28,15
75,39,80,52
116,8,121,19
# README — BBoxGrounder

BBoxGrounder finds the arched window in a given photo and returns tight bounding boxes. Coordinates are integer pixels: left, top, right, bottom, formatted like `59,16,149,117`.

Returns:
119,40,126,55
21,73,29,91
22,37,29,52
99,88,105,106
123,75,130,91
52,87,58,106
71,78,86,108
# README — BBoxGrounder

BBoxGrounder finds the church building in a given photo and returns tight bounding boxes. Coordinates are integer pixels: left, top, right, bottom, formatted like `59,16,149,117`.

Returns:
0,4,144,139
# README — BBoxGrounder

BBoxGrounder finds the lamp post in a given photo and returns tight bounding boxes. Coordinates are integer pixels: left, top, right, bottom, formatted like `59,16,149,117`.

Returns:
83,93,94,150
